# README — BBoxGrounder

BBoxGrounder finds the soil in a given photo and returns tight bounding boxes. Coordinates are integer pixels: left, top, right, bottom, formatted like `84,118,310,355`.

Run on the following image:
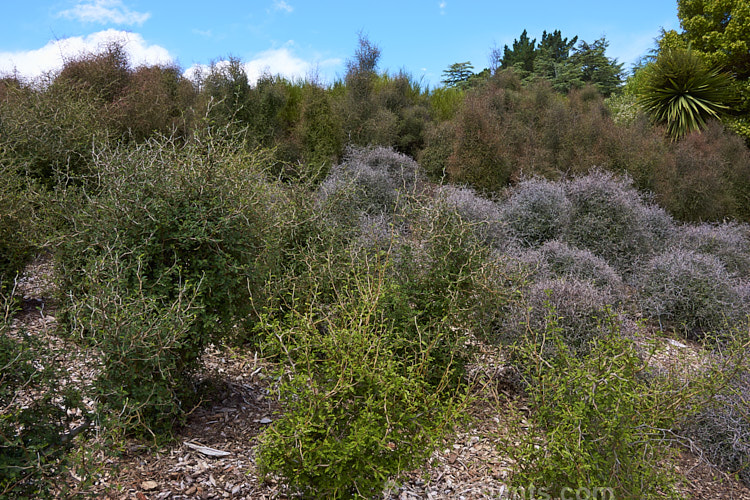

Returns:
6,254,750,499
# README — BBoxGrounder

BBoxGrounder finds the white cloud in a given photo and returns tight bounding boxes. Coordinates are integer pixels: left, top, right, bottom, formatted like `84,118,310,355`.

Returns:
0,30,172,79
184,44,341,85
271,0,293,13
59,0,151,26
439,1,447,14
192,28,213,38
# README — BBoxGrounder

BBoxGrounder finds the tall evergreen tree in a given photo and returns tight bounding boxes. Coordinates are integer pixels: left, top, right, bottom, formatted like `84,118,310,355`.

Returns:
501,30,537,72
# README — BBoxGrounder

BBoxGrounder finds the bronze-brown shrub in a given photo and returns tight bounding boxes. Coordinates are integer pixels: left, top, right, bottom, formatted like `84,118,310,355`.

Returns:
654,121,750,222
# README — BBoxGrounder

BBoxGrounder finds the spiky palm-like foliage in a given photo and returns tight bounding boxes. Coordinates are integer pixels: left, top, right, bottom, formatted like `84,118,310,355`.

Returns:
637,49,735,140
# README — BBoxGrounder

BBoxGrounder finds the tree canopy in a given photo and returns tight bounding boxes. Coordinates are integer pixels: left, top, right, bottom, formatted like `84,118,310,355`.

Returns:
493,30,623,96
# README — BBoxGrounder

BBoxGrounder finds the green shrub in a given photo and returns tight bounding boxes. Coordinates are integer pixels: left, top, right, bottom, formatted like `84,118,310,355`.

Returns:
72,257,204,438
502,311,684,499
0,76,105,184
1,303,87,497
636,249,745,339
0,166,38,296
54,135,289,435
257,269,466,499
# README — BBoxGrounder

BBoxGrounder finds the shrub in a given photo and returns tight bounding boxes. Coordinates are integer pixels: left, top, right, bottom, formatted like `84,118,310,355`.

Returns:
256,258,466,498
54,135,289,435
115,64,197,141
1,302,87,497
434,185,505,246
675,222,750,279
293,81,342,173
498,177,571,248
503,277,616,356
0,76,105,184
53,42,130,104
0,166,38,296
655,121,750,222
636,249,745,339
563,169,675,272
685,368,750,487
501,313,684,499
518,239,624,295
72,258,204,438
418,121,456,181
317,146,421,231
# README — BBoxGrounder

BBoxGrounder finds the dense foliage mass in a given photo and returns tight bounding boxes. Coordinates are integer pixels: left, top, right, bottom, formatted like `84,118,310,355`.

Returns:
1,27,750,498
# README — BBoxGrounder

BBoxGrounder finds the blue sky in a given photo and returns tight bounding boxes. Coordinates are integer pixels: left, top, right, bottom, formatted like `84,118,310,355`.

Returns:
1,1,680,87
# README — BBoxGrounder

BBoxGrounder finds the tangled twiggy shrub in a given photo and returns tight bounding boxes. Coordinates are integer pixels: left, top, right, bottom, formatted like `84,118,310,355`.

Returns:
73,258,204,438
518,239,624,295
318,146,421,229
502,313,684,499
563,169,675,273
636,249,745,339
675,222,750,279
503,277,615,355
498,177,571,248
54,136,289,435
655,121,750,222
0,166,38,295
435,185,505,246
684,365,750,487
257,266,465,499
0,76,105,184
1,300,87,497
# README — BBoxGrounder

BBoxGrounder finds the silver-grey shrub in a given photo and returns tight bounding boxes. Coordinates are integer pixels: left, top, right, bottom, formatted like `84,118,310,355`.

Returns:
684,369,750,487
503,277,616,355
498,177,571,248
636,249,745,339
674,222,750,280
517,240,625,298
318,146,422,229
435,185,506,247
563,169,675,274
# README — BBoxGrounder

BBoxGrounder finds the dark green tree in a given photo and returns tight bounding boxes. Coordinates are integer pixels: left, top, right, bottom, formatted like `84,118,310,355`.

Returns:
441,61,475,88
569,38,624,96
533,30,580,89
500,30,538,72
